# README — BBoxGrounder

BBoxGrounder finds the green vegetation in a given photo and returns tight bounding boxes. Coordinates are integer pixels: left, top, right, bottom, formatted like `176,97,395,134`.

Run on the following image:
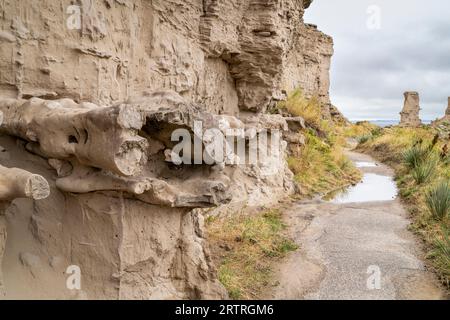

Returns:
278,89,361,196
426,182,450,221
429,227,450,282
403,144,432,169
411,158,437,185
287,130,361,196
357,126,450,287
342,121,380,140
206,209,298,299
356,134,372,144
277,89,323,129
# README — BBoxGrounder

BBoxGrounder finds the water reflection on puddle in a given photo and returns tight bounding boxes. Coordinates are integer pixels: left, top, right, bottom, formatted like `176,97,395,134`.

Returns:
326,173,398,204
355,161,378,168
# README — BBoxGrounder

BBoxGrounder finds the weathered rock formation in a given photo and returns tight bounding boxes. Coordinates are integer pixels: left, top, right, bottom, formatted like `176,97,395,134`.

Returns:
0,109,50,297
400,92,422,127
0,0,337,299
282,23,334,118
432,97,450,126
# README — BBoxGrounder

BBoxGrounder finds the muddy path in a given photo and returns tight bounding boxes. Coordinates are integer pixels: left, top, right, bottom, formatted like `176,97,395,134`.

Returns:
270,151,446,300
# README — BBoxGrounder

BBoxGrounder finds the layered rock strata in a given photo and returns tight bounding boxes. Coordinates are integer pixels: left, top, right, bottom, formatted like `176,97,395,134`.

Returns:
0,0,336,299
400,92,422,127
0,92,294,299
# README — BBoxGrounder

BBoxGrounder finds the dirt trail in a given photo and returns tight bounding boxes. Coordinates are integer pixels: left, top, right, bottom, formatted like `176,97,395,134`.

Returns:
270,151,446,300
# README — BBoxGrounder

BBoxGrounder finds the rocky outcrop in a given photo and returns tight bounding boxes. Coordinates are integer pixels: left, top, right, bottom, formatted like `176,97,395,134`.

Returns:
400,92,422,127
0,0,337,299
282,23,334,118
0,109,50,297
329,104,350,125
0,165,49,297
0,92,294,299
432,97,450,126
0,0,333,115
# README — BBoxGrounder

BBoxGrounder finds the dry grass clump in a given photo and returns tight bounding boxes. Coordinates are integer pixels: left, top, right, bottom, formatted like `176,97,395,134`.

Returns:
206,209,298,299
288,130,361,197
343,121,380,139
277,89,322,129
277,89,361,196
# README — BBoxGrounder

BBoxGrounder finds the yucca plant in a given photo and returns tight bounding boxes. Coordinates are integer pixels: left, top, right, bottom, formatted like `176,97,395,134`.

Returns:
426,181,450,221
411,157,437,184
428,227,450,284
402,144,430,169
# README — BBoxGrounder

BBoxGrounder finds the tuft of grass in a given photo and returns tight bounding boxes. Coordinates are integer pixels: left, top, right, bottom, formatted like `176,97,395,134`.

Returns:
288,131,362,197
357,134,372,144
277,89,322,130
206,209,298,299
403,144,431,169
426,181,450,221
428,227,450,286
411,156,437,185
342,121,379,138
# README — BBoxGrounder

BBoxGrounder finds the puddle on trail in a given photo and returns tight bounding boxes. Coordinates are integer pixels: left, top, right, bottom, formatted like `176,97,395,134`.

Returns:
325,173,398,204
355,161,378,168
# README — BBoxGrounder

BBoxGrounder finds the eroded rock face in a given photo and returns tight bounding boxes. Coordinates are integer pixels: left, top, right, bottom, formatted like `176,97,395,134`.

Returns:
0,0,335,299
431,97,450,127
0,165,49,297
0,215,5,297
400,92,422,127
0,132,229,299
0,92,294,299
282,23,334,118
0,0,333,114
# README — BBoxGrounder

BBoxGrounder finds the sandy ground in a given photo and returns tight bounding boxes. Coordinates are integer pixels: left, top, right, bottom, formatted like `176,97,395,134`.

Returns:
269,151,447,300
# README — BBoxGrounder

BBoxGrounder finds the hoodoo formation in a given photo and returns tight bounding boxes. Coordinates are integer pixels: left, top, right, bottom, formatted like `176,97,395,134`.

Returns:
400,92,422,127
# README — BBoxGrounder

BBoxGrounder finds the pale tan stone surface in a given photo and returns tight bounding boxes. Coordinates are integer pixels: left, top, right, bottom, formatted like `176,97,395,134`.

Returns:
400,92,422,127
0,137,50,298
0,0,339,299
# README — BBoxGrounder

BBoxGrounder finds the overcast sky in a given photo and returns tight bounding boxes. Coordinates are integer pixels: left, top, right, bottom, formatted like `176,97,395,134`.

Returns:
305,0,450,121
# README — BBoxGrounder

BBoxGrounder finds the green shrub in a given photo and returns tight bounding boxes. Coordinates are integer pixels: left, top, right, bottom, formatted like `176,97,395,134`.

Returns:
402,144,430,169
357,134,372,144
411,158,437,184
371,127,383,138
426,181,450,220
428,227,450,284
278,89,322,129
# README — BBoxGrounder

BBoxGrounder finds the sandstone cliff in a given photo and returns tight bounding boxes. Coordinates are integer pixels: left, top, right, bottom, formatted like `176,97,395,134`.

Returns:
0,0,337,299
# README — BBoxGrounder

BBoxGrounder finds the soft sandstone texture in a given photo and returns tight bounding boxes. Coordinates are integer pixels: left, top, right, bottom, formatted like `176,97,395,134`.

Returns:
0,0,337,299
0,111,50,297
400,92,422,127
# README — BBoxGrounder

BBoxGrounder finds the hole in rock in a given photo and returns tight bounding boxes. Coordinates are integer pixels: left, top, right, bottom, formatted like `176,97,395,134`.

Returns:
68,135,78,144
